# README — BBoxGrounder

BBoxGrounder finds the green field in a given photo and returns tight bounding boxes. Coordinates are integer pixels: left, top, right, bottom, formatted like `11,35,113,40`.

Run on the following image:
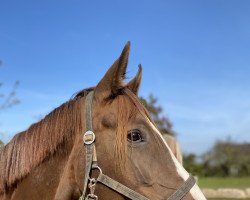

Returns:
209,199,250,200
198,177,250,199
198,177,250,189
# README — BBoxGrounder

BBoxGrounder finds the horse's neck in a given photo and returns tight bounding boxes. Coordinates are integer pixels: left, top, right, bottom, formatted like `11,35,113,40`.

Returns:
4,144,74,200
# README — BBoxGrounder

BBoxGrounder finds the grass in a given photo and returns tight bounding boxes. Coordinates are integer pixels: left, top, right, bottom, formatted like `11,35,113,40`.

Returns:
198,177,250,189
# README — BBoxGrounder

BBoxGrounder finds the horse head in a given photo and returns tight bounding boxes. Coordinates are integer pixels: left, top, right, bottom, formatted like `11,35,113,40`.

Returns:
70,42,206,200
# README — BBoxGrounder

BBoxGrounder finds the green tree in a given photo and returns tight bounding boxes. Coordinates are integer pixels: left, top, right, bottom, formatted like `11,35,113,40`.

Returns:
183,154,203,176
203,140,250,177
140,94,174,135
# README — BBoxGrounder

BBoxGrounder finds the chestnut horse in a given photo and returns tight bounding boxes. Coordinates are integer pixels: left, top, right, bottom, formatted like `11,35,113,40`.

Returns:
0,43,206,200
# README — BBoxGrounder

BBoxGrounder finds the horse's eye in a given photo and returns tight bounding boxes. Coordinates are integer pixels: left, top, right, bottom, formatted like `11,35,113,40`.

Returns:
127,129,143,143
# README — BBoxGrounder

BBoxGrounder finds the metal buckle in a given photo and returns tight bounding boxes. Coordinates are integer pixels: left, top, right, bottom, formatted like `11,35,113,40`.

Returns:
83,131,95,145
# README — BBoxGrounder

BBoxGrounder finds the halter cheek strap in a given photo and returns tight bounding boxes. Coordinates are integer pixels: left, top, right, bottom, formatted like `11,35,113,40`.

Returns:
81,91,95,198
80,91,196,200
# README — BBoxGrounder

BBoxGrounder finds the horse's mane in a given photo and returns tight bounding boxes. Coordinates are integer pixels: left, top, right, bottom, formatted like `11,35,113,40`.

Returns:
0,88,94,194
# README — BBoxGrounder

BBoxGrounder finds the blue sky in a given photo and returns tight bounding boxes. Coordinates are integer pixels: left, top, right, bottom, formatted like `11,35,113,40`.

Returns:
1,0,250,154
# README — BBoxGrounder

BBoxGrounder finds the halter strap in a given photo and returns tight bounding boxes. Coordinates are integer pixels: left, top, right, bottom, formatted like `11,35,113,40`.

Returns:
168,175,196,200
80,91,196,200
97,174,149,200
82,91,95,198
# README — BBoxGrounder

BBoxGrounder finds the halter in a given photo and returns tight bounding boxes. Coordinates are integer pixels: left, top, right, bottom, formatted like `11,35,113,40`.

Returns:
80,91,196,200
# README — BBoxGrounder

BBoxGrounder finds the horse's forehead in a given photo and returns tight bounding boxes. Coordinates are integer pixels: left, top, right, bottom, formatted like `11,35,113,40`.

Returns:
98,95,136,112
94,94,148,129
101,112,117,128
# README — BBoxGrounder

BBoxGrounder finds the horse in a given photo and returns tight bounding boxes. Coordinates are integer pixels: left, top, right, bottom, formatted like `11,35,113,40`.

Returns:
0,42,206,200
163,134,183,165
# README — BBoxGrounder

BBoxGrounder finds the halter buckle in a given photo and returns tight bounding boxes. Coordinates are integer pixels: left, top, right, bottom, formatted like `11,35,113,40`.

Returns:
83,131,95,145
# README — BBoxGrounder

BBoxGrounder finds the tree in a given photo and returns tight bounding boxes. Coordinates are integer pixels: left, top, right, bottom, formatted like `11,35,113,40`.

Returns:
203,139,250,177
0,60,20,146
0,61,20,110
183,154,203,176
140,94,175,135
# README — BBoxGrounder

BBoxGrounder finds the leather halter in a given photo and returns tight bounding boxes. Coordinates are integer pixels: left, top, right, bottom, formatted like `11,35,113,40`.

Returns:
80,91,196,200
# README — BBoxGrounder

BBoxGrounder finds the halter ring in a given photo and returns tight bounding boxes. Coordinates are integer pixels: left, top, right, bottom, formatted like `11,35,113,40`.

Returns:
90,165,103,180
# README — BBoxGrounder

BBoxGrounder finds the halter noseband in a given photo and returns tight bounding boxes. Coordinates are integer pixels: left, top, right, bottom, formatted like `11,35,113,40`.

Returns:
80,91,196,200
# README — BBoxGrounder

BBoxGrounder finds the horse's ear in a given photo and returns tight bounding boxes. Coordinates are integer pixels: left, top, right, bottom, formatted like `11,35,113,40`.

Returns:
126,64,142,95
94,41,130,100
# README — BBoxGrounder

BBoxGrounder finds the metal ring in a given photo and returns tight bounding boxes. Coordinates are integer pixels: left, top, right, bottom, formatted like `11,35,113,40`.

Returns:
90,165,103,180
83,131,95,145
87,194,98,200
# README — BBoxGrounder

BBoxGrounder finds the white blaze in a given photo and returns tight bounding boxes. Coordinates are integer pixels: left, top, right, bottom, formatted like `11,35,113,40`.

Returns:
147,118,207,200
